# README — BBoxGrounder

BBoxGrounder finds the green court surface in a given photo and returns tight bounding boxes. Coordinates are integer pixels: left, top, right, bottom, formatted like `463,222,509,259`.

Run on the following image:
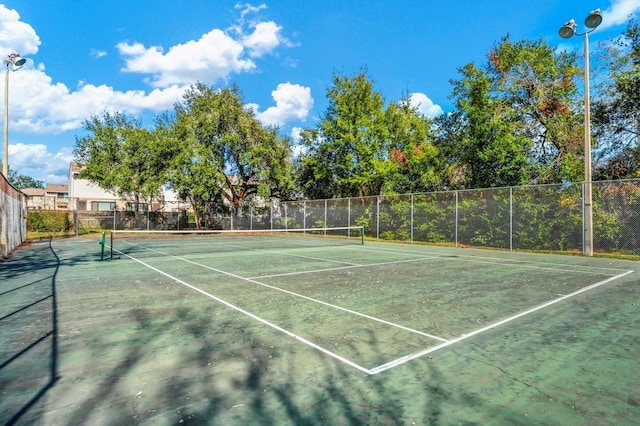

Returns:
1,234,639,425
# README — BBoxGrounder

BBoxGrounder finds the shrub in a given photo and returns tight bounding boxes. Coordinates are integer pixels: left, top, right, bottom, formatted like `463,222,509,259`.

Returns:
27,211,70,232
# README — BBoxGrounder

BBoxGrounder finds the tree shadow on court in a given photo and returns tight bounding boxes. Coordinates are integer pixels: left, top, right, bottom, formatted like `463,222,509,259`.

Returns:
0,238,60,425
51,305,483,425
0,238,102,282
1,246,489,425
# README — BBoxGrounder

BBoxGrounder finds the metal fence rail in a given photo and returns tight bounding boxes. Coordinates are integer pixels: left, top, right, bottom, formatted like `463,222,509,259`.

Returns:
26,179,640,256
252,180,639,255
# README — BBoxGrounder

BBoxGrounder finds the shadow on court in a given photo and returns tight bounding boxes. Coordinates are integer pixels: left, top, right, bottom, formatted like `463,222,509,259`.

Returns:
0,237,639,424
0,239,60,425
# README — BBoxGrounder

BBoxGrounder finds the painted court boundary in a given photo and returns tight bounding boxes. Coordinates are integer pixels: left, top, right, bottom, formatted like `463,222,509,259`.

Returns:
112,244,633,375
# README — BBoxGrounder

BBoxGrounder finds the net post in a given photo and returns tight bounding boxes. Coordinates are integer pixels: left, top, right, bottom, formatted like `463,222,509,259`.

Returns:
110,231,114,260
99,230,106,260
360,226,365,245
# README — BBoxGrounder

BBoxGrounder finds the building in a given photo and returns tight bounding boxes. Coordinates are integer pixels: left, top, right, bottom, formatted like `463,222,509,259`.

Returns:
22,184,69,210
68,162,187,212
22,162,188,212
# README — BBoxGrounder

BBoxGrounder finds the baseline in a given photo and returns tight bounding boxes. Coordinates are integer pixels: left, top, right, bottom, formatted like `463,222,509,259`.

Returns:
368,269,634,374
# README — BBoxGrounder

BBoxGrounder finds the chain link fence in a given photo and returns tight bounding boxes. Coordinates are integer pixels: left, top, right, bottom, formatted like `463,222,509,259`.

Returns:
264,180,638,256
23,179,640,256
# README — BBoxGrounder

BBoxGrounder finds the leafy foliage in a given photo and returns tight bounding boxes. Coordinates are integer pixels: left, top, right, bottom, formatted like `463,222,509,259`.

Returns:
74,111,171,209
167,83,294,227
439,36,583,188
592,18,640,179
27,211,70,232
7,167,44,189
297,69,443,198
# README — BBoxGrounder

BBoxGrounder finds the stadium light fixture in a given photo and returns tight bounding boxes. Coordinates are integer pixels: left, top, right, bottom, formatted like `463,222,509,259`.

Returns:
559,8,601,257
3,53,26,177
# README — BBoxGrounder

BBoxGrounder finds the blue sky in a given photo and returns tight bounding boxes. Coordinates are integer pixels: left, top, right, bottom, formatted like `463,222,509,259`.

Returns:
1,0,639,184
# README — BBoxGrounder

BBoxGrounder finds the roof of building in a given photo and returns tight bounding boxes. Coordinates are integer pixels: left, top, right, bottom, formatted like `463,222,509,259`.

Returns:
46,183,69,192
21,188,46,196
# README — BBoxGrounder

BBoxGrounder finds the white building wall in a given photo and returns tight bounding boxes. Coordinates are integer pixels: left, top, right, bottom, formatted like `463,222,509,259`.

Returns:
67,163,187,210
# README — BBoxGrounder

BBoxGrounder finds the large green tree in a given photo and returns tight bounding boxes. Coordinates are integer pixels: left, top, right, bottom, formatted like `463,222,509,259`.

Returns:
441,62,533,188
592,18,640,179
298,70,388,199
438,36,583,188
74,111,171,210
298,70,443,198
381,96,443,193
488,36,583,183
168,83,294,227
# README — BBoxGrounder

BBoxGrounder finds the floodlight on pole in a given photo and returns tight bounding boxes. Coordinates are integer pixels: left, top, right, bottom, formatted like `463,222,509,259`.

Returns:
559,8,601,257
3,52,26,177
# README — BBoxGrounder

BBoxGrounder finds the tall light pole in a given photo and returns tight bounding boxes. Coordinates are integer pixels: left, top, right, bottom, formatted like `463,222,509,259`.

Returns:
559,8,602,257
3,52,26,177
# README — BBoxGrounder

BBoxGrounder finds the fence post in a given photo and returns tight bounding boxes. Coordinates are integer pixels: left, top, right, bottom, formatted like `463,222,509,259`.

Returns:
285,203,288,231
376,196,380,241
411,193,414,244
509,187,513,251
324,199,328,235
455,191,459,247
348,198,351,234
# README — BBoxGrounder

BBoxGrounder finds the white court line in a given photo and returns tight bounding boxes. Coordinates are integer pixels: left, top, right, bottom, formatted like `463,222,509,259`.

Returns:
210,241,364,267
368,269,634,374
150,237,366,267
114,241,634,375
248,256,440,279
349,245,629,275
119,241,448,342
445,257,622,276
111,248,372,374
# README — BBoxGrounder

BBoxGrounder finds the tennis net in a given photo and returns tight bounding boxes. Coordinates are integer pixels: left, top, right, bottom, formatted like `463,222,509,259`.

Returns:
109,226,365,259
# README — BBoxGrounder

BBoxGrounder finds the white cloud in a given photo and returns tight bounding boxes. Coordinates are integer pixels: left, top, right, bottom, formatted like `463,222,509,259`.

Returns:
600,0,640,30
90,49,107,58
118,7,290,87
235,3,268,20
243,21,283,58
290,127,307,158
251,83,313,126
8,143,73,183
409,92,444,118
291,126,303,142
6,67,185,134
0,3,299,137
0,5,40,56
117,29,256,88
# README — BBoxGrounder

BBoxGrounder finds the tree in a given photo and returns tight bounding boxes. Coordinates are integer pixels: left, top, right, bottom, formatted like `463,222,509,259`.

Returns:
438,36,583,188
73,111,171,210
6,167,44,189
592,18,640,179
381,96,443,193
297,69,388,198
487,36,583,183
442,62,534,188
168,83,294,228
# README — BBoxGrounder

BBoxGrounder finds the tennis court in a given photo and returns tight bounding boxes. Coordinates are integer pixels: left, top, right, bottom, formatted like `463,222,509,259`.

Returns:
1,230,639,424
